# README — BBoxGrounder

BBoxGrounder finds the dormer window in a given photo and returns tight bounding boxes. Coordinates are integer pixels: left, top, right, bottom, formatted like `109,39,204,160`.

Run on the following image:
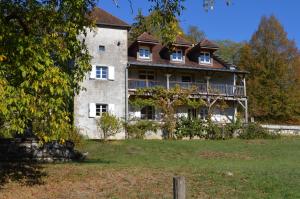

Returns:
171,50,183,61
199,52,211,64
139,47,150,59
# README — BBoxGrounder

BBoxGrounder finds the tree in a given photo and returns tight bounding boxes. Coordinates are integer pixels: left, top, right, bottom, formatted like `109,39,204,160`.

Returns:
0,1,95,140
239,15,300,123
96,112,122,140
129,10,184,43
130,86,206,139
215,40,245,65
185,25,206,43
129,9,148,42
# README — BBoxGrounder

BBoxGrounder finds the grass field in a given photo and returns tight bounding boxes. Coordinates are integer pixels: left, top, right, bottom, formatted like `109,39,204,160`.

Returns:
1,138,300,198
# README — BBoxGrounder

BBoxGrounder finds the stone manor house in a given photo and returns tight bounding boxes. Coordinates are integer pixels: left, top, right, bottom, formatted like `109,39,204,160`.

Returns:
74,8,248,139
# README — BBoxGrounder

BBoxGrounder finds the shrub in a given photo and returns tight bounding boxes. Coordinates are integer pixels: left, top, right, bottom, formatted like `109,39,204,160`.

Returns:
66,127,84,147
238,122,280,139
224,117,243,139
175,117,205,139
205,119,223,140
96,112,122,140
125,120,159,139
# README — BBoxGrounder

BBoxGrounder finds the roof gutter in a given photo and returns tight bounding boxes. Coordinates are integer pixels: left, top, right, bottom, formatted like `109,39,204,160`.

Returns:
128,61,249,74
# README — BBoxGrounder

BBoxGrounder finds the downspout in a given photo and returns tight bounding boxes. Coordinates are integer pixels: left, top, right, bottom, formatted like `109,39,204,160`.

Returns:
125,64,129,138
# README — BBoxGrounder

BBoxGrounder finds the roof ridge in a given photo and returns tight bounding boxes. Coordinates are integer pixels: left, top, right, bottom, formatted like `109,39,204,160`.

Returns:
199,39,219,48
90,7,130,28
213,54,234,68
137,32,159,43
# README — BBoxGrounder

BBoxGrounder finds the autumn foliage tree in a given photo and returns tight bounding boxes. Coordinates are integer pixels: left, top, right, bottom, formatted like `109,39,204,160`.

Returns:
239,15,300,123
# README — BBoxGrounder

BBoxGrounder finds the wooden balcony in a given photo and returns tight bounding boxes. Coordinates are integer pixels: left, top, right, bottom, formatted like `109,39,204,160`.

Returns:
128,79,246,97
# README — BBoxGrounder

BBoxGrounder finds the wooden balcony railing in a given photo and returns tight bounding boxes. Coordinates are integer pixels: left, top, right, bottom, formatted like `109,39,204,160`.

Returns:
128,79,246,97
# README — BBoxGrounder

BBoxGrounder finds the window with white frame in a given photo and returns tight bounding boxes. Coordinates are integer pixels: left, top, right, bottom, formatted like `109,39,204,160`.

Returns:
96,104,107,116
139,47,150,59
171,50,183,61
96,66,108,79
199,52,211,64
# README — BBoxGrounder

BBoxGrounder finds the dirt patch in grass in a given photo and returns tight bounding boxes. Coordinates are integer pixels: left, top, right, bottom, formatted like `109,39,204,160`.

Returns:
199,151,253,160
0,165,171,199
0,164,211,199
126,146,144,155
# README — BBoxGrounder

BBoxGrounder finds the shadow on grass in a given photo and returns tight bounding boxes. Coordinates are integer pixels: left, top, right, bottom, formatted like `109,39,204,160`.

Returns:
76,159,116,164
0,161,47,189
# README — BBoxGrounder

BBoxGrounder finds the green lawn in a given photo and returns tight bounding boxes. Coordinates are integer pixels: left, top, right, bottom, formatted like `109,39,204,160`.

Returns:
1,138,300,199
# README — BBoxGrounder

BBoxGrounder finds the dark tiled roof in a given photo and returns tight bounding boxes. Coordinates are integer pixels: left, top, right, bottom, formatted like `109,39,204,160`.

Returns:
137,32,159,43
129,44,228,70
174,35,193,46
89,7,130,28
199,39,219,49
128,33,247,73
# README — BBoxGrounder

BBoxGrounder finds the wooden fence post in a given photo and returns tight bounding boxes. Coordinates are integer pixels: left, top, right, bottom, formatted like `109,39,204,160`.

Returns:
173,176,186,199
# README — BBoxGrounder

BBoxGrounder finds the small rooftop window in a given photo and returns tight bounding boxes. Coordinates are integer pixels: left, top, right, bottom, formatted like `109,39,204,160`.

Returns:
139,47,150,59
171,50,183,62
199,52,211,64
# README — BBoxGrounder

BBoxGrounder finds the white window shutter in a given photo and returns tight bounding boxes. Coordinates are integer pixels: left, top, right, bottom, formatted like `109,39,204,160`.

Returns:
89,103,96,118
89,65,96,79
108,104,115,114
108,66,115,80
134,111,141,118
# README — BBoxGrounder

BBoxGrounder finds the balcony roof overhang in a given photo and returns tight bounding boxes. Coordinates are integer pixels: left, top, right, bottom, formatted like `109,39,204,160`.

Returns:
127,61,249,74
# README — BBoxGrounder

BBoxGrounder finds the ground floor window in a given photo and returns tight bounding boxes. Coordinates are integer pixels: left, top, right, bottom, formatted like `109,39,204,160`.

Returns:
200,107,208,120
141,106,155,120
188,108,197,119
96,104,107,116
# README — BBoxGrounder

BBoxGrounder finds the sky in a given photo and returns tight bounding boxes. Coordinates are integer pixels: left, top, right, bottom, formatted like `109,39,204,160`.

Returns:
97,0,300,47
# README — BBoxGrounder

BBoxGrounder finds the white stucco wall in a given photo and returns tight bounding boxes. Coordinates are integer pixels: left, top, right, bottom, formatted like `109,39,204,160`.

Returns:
74,26,128,139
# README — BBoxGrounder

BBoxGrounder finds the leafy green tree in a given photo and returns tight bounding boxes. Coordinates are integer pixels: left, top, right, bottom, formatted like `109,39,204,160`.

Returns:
130,86,205,139
129,10,184,43
215,40,245,65
239,15,300,123
129,9,148,42
0,0,95,140
185,25,206,43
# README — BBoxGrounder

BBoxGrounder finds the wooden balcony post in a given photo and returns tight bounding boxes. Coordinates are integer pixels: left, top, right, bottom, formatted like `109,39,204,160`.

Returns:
166,74,172,90
245,99,249,123
233,73,236,95
243,76,247,96
206,76,210,94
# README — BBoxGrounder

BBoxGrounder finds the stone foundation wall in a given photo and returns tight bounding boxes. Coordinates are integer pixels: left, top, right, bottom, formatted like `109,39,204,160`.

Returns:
0,138,84,163
262,124,300,135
